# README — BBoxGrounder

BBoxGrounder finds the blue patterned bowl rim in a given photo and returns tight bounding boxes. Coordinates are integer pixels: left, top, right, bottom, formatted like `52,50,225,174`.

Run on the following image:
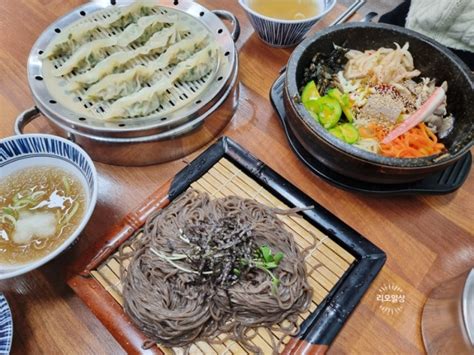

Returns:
238,0,336,24
0,134,98,279
0,294,12,355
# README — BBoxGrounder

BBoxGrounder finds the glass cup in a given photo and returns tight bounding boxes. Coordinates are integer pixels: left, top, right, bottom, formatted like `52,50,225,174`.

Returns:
422,268,474,354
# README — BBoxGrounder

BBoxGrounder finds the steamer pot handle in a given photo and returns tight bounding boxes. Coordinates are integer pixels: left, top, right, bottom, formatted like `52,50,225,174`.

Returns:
14,107,42,135
212,10,241,42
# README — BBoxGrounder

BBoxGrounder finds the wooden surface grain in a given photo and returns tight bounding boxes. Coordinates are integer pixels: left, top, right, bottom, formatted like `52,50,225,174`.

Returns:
0,1,473,354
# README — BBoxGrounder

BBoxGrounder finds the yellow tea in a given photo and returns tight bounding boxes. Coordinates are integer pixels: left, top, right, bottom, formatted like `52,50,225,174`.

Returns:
248,0,320,20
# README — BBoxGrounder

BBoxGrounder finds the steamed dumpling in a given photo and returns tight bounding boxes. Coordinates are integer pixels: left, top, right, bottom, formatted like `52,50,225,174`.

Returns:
52,38,116,76
67,24,179,91
41,22,99,59
41,2,155,59
116,13,176,47
101,2,155,29
85,31,209,101
87,67,162,101
103,78,173,120
102,44,218,120
171,44,219,82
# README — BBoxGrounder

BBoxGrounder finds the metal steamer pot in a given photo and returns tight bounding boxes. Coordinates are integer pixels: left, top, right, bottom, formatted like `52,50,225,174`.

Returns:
284,23,474,184
16,0,240,166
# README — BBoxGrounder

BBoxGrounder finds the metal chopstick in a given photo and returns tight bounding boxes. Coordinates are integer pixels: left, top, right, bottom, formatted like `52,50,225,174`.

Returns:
330,0,367,26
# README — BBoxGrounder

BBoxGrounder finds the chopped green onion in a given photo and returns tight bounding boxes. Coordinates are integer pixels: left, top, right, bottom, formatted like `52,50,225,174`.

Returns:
62,176,70,195
12,193,20,204
2,207,17,219
1,214,16,226
30,191,46,201
150,248,213,275
62,202,79,225
13,198,34,209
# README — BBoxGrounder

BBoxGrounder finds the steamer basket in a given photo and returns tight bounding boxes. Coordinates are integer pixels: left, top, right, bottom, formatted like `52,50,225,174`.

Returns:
15,0,240,166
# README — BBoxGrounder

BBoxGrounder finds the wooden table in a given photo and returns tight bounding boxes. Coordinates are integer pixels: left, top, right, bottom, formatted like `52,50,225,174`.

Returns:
0,1,473,354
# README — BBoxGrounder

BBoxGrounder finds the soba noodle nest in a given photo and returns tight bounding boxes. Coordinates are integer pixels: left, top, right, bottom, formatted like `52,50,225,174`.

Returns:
119,189,315,354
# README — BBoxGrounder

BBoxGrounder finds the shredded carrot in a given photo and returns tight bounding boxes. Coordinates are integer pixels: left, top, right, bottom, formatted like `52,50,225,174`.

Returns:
358,123,446,158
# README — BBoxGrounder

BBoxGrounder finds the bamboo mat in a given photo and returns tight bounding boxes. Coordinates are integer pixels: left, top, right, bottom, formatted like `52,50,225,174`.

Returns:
91,158,355,354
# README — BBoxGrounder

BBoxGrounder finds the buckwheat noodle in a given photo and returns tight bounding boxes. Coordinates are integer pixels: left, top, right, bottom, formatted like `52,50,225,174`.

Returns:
119,189,316,354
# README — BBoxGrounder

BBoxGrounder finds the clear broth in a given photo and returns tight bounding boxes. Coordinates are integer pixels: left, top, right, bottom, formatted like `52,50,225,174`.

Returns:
248,0,320,20
0,166,86,265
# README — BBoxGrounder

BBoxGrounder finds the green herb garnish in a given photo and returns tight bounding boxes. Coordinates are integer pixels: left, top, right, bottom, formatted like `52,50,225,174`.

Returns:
148,213,287,294
252,245,284,293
